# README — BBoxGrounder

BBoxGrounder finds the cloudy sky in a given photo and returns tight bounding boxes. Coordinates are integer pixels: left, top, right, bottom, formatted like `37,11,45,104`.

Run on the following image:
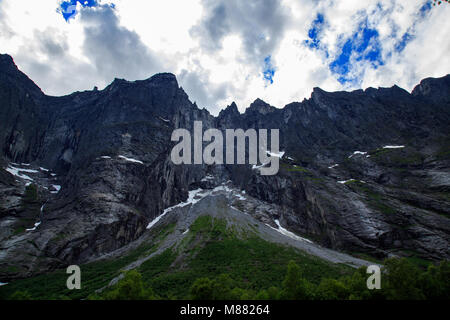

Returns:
0,0,449,115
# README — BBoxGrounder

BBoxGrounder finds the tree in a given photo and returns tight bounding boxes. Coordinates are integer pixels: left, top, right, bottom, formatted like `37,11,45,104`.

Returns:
383,258,424,300
10,290,33,300
213,274,237,299
281,261,315,300
419,260,450,299
191,277,215,300
316,278,350,300
104,270,156,300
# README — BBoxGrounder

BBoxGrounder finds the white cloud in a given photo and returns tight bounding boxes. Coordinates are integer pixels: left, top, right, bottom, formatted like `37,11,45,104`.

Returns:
0,0,448,112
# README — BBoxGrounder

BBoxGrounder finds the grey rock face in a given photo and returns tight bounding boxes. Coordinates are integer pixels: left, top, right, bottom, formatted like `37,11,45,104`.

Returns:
0,53,449,280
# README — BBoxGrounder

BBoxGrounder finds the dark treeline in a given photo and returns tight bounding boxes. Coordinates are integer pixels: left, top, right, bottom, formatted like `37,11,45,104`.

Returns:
10,258,445,300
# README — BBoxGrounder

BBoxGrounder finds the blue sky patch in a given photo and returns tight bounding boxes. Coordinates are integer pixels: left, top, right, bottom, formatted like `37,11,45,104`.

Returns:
304,13,324,50
329,20,383,85
394,32,413,52
419,2,432,17
263,55,275,85
59,0,99,21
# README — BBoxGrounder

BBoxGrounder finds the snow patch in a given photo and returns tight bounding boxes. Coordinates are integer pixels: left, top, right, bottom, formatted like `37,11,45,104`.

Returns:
51,185,61,194
147,189,210,230
338,179,356,184
100,156,112,159
252,163,268,170
267,151,285,158
348,151,367,158
118,155,144,164
212,185,233,193
26,221,41,232
0,282,8,287
201,175,214,182
337,179,365,184
383,145,405,149
6,166,34,181
235,193,246,201
328,164,339,169
269,219,312,243
158,116,170,123
39,167,49,172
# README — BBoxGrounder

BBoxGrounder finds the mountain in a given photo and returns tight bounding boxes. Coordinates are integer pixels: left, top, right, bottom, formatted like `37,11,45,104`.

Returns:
0,53,449,291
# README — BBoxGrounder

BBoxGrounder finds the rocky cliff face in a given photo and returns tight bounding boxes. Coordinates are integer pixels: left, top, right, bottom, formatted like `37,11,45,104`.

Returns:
0,53,449,280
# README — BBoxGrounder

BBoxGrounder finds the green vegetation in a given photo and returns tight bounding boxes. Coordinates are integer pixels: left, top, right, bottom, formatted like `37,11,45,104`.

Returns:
369,148,423,167
280,162,310,173
23,184,38,203
89,270,158,300
134,216,353,299
0,239,159,300
99,258,450,300
1,216,448,300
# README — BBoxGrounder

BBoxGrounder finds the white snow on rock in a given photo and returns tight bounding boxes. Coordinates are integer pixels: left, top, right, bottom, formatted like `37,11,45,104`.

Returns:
337,179,365,184
146,184,240,230
383,145,405,149
26,221,41,232
286,156,294,161
51,185,61,194
252,163,268,170
235,193,246,201
118,155,144,164
328,164,339,169
0,282,8,287
212,185,233,193
51,173,57,177
100,156,112,159
6,166,34,181
39,167,49,172
147,188,211,230
338,179,356,184
158,116,170,123
201,175,214,182
268,220,312,243
348,151,367,158
15,167,39,173
267,151,285,158
182,229,189,235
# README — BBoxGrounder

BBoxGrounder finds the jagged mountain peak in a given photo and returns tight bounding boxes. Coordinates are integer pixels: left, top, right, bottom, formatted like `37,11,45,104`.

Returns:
245,98,276,115
105,72,179,91
0,54,43,97
0,53,16,71
219,101,240,116
412,74,450,103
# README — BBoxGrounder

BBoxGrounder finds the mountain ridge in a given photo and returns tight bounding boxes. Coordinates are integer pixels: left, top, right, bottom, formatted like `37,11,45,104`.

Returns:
0,53,449,282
